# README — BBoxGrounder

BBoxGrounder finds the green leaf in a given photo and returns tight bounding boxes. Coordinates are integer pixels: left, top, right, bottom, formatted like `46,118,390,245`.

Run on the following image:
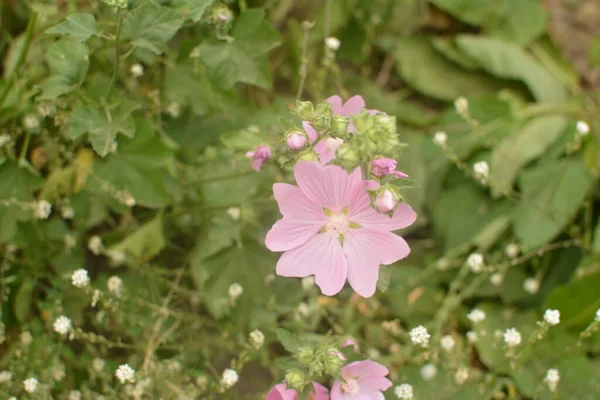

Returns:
68,98,140,157
163,62,209,115
45,13,102,42
111,215,166,260
171,0,214,22
455,35,568,104
545,271,600,329
275,328,303,353
122,1,185,55
39,39,89,99
0,161,43,241
514,158,595,248
14,279,36,323
93,118,174,208
199,9,280,89
387,36,505,102
431,0,546,45
376,265,391,293
489,116,567,196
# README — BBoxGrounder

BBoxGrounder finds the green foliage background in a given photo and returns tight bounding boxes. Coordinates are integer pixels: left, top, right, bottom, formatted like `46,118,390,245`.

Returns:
1,0,600,399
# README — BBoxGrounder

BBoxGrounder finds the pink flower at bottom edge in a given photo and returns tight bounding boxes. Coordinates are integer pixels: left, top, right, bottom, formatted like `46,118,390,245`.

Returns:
266,382,330,400
265,161,416,298
330,360,392,400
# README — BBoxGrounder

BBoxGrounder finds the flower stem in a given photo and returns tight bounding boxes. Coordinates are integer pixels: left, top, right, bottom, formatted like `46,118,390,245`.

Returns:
106,12,124,102
0,12,37,109
296,22,313,101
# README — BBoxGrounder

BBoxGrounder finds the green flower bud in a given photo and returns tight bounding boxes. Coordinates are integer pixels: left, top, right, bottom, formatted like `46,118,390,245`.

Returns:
296,346,314,364
324,349,345,375
285,369,306,391
295,101,315,120
352,111,374,134
313,103,333,131
375,114,396,137
307,359,325,376
298,150,319,162
330,116,350,137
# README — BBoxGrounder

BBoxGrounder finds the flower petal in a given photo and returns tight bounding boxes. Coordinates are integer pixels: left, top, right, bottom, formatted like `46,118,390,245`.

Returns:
294,161,362,212
303,121,318,143
343,360,389,380
273,183,327,222
340,95,365,117
276,234,347,296
343,229,410,297
265,219,323,252
349,188,417,231
327,95,343,115
359,376,393,391
266,383,298,400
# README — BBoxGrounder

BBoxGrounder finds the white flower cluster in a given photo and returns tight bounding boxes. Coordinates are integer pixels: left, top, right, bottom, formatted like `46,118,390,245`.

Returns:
130,63,144,77
454,97,469,115
543,309,560,326
433,131,447,147
523,278,540,294
53,315,72,336
220,368,238,389
473,161,489,183
249,329,265,350
440,335,455,352
325,37,341,51
35,200,52,219
228,283,243,301
576,121,590,136
505,243,519,258
71,269,90,288
88,236,103,255
409,325,430,347
394,383,414,399
503,328,521,347
544,368,560,392
466,253,484,273
23,377,38,393
595,308,600,322
420,364,437,381
115,364,135,383
467,308,486,324
108,276,124,296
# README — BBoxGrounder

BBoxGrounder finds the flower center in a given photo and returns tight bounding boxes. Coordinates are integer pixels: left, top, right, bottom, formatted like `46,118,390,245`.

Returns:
326,213,349,234
341,378,360,395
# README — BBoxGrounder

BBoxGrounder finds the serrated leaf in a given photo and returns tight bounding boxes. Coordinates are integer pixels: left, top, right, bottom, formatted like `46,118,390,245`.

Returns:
68,98,140,157
455,35,568,104
275,328,303,353
199,9,280,89
111,215,165,260
489,116,566,196
122,1,185,55
39,39,89,99
93,118,174,208
545,271,600,329
163,62,209,115
513,158,594,248
45,13,102,42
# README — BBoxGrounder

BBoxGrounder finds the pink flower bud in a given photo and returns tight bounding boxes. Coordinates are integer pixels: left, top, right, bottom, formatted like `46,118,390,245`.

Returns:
286,133,307,151
246,145,271,171
371,157,408,178
375,189,397,213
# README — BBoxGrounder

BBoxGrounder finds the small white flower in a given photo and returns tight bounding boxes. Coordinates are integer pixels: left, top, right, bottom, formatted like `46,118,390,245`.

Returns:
38,102,55,117
543,309,560,326
107,276,124,297
53,315,72,336
130,63,144,77
249,329,265,350
505,243,519,259
466,253,484,273
467,308,486,324
23,114,40,129
325,37,341,51
440,335,455,352
115,364,135,383
420,363,437,381
490,272,504,286
409,325,430,347
93,358,105,372
296,302,309,318
503,328,521,347
35,200,52,219
523,278,540,294
433,131,447,147
228,283,243,301
301,276,315,291
436,258,450,270
88,236,103,255
394,383,414,399
189,46,201,58
382,320,401,335
473,161,489,182
0,134,11,147
107,250,126,265
52,365,66,381
8,397,16,400
166,102,181,118
466,331,478,343
23,377,38,393
68,390,82,400
20,331,33,345
0,370,12,383
576,121,590,136
61,205,74,219
64,234,77,249
91,289,101,307
596,308,600,322
227,207,241,221
123,193,136,208
454,367,469,385
454,97,469,115
544,368,560,392
220,368,238,389
71,269,90,288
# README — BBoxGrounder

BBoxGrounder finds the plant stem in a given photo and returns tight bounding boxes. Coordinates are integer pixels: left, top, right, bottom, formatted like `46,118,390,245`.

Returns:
0,12,37,109
296,22,313,101
106,12,124,102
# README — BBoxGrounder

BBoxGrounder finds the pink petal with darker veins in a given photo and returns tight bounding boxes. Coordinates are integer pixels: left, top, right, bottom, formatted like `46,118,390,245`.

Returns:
327,95,344,115
339,95,365,117
265,219,324,252
272,183,327,222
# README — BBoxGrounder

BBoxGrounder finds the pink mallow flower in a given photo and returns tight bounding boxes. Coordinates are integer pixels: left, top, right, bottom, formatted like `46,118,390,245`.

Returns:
266,382,330,400
303,95,366,165
265,161,416,298
370,158,408,178
246,145,272,171
286,132,307,151
331,360,392,400
374,189,397,214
